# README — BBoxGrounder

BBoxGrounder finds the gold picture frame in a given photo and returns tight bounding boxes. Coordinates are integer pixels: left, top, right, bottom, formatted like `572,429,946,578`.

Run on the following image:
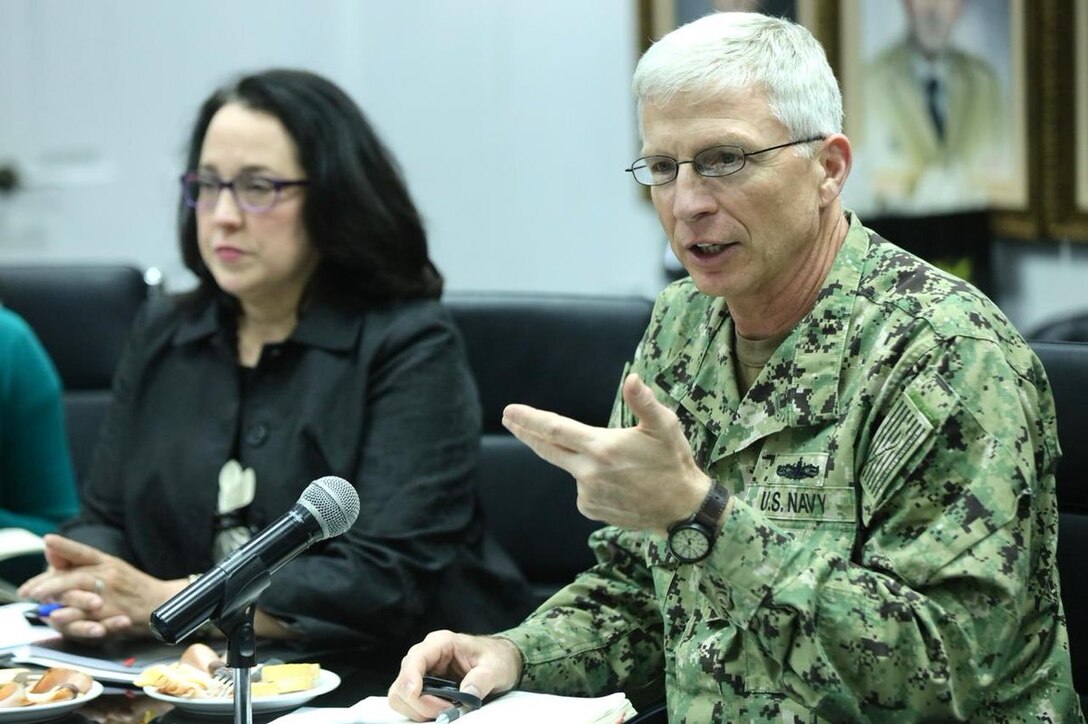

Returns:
1079,0,1088,215
1042,0,1088,240
1079,0,1088,216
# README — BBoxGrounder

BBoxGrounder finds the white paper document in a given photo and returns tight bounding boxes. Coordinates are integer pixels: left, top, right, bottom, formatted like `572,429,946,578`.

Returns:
0,602,63,648
268,690,637,724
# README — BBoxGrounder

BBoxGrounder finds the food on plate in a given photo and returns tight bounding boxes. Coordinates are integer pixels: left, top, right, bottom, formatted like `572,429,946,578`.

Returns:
26,667,94,703
252,663,320,695
0,667,94,707
135,642,229,698
180,642,226,676
0,670,31,686
136,643,321,699
0,682,23,708
134,660,217,698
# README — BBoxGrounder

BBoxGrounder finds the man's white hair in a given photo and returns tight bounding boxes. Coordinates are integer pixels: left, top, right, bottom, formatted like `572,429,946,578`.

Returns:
633,12,843,144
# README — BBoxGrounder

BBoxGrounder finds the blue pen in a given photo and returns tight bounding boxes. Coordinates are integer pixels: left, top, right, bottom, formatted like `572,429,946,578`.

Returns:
36,603,63,617
22,602,62,626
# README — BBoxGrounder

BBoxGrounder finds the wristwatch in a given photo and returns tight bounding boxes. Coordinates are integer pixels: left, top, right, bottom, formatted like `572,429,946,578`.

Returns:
667,479,730,564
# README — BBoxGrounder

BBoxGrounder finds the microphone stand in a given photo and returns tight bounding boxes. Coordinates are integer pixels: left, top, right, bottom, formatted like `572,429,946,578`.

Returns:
215,604,258,724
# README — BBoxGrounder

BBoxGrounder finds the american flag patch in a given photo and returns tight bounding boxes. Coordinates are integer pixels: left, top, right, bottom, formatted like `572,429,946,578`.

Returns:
861,392,934,505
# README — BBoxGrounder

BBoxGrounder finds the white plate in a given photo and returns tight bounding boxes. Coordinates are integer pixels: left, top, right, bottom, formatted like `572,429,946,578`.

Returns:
143,668,340,716
0,680,103,723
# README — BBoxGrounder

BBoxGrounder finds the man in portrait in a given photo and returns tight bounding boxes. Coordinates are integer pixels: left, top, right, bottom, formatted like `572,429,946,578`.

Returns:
858,0,1008,213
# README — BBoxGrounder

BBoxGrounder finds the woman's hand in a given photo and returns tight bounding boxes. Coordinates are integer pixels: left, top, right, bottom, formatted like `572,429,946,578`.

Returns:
17,535,188,640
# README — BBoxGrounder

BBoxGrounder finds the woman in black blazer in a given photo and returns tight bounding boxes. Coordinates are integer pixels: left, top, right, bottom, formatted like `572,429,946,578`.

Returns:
20,69,532,691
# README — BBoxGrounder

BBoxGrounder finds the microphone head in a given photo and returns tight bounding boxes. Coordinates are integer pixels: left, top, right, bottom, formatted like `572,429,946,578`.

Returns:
299,476,360,540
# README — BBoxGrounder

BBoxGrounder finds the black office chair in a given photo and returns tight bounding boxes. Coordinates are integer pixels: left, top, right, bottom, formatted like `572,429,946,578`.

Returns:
446,293,654,606
0,264,153,485
1029,341,1088,712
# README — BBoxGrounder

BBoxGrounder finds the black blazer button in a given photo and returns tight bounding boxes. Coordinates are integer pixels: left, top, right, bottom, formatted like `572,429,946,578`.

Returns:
245,422,269,447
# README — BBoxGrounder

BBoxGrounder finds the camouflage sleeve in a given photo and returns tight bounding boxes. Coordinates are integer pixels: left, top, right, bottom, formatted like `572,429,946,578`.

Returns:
707,335,1066,719
498,526,666,701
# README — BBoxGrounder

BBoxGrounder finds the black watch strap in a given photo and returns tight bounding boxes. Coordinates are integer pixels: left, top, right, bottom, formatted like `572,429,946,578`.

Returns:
692,479,729,531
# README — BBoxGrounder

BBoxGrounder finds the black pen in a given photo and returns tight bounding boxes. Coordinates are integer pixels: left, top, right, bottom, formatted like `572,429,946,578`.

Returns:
421,675,482,723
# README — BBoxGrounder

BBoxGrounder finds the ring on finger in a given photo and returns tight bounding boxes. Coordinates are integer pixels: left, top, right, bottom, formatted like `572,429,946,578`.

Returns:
94,577,105,595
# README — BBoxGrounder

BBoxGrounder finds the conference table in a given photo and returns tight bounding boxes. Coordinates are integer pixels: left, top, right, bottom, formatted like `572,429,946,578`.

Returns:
49,694,181,723
43,696,311,723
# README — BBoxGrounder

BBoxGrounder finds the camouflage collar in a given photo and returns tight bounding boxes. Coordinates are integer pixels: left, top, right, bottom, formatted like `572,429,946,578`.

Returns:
655,212,869,462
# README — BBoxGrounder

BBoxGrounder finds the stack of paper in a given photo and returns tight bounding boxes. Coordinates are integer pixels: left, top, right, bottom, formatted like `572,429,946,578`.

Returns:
270,689,638,724
5,638,182,685
0,603,182,685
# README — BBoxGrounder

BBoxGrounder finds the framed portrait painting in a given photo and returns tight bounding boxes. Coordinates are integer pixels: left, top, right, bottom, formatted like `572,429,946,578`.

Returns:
838,0,1029,220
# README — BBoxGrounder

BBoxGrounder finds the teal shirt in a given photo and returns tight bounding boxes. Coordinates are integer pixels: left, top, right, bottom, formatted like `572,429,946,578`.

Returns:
0,308,79,535
501,213,1081,722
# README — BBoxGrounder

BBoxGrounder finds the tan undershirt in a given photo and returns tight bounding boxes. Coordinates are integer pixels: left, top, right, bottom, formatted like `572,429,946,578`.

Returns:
734,329,790,396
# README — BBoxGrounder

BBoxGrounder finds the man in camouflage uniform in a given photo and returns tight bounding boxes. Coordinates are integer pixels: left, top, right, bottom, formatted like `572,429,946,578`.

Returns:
388,11,1081,722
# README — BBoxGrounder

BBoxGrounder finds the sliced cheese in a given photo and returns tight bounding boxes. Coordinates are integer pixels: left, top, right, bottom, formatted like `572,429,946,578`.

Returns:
250,681,280,698
258,663,320,693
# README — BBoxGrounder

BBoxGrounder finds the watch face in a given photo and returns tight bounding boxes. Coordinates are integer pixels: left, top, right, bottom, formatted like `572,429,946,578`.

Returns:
669,526,711,562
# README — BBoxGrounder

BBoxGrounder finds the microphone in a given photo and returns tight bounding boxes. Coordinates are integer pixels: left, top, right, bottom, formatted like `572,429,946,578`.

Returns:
149,476,361,645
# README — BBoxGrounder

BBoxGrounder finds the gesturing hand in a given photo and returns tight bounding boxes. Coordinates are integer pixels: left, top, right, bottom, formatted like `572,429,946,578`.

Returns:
501,372,711,533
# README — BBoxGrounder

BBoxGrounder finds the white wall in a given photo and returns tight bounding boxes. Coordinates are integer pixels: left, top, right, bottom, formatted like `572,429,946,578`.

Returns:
0,0,1085,331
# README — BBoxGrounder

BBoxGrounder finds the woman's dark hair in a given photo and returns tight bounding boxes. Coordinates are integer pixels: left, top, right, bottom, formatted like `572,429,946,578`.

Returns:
179,68,442,307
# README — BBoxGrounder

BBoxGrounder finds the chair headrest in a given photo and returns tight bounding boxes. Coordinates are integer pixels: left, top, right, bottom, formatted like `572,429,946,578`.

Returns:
0,265,151,389
445,293,654,433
